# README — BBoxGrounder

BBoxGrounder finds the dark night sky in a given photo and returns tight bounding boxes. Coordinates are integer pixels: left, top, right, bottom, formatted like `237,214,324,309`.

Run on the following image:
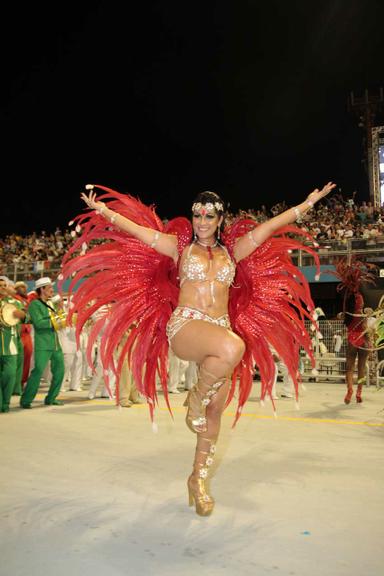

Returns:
2,1,384,236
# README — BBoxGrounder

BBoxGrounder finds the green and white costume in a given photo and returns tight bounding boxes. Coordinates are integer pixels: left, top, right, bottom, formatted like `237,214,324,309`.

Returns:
20,299,64,407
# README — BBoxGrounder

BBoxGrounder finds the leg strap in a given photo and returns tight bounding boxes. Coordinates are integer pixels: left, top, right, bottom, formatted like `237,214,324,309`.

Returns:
193,437,216,479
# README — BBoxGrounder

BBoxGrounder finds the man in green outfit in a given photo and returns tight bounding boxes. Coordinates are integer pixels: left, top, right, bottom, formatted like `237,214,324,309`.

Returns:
20,277,65,409
0,277,26,412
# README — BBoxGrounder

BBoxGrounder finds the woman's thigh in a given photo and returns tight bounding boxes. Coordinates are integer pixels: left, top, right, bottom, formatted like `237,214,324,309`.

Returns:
170,320,243,365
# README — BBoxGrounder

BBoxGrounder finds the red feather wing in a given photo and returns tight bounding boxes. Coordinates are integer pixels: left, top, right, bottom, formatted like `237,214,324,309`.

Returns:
223,219,319,424
59,186,192,421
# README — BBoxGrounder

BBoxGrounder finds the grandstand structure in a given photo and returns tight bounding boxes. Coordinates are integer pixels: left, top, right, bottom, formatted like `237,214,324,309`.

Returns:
348,87,384,207
371,125,384,208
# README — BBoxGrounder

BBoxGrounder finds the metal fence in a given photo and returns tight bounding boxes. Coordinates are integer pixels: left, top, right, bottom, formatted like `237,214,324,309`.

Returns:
294,237,384,267
302,319,381,387
0,261,62,283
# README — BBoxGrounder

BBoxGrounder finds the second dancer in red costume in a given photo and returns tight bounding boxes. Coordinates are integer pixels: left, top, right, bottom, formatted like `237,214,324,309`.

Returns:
61,181,335,516
332,258,377,404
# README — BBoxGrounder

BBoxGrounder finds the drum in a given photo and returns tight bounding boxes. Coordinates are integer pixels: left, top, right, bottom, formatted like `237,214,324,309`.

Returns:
50,310,67,331
0,302,20,327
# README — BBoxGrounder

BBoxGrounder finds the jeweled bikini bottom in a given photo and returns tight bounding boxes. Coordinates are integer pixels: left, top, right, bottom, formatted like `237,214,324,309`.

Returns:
166,306,231,341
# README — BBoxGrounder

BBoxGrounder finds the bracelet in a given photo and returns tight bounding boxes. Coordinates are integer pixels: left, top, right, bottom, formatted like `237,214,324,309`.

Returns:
248,229,259,248
306,199,314,208
96,205,105,216
150,231,160,248
293,206,303,223
110,213,117,225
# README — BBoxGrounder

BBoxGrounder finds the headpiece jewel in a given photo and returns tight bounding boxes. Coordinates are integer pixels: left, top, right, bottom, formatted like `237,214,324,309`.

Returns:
192,201,223,213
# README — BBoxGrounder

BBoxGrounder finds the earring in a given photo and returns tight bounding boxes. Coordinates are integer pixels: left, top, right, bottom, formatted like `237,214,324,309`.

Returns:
217,228,221,241
194,232,197,242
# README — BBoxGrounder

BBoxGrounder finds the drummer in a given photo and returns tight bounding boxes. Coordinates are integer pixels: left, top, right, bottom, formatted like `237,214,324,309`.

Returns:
20,277,65,409
0,277,26,412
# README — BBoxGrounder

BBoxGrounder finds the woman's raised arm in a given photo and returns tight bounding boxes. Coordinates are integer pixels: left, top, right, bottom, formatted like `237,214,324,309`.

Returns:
233,181,336,262
81,186,179,262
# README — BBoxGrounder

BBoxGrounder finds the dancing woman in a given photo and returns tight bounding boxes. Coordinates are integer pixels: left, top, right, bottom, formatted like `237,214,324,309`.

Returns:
343,290,369,404
333,258,377,404
62,181,334,516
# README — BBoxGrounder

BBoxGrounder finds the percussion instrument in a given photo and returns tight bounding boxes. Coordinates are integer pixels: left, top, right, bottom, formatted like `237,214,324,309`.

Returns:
0,302,20,327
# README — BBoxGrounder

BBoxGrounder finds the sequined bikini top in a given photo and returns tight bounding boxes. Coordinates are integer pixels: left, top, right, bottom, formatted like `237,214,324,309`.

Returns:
180,243,236,286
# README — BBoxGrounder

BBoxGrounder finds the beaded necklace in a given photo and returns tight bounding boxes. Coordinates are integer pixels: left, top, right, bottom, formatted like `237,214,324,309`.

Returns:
195,239,219,261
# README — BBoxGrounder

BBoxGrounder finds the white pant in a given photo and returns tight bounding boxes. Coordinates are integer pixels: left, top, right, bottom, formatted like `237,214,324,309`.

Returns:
63,350,83,390
167,350,198,392
271,360,295,398
42,363,50,382
81,332,95,380
88,350,116,398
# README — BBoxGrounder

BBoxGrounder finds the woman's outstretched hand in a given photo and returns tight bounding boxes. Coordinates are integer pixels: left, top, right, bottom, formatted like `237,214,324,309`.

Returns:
307,181,336,204
80,186,105,212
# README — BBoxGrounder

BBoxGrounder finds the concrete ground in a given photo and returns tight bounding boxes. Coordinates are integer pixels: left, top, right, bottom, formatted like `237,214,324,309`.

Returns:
1,379,383,576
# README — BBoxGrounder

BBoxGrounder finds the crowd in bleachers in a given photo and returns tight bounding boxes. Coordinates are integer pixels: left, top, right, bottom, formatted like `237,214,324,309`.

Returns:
229,193,384,242
0,228,74,268
1,194,384,276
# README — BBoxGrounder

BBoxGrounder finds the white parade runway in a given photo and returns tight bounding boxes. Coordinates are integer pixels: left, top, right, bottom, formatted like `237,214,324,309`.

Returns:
1,381,383,576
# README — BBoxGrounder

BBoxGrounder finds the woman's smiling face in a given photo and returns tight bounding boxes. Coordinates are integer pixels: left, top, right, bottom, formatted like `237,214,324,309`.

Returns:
192,205,222,242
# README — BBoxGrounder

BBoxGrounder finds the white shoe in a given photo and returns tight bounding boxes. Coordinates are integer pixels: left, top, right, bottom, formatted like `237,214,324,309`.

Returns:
169,389,180,394
88,393,95,400
281,393,294,399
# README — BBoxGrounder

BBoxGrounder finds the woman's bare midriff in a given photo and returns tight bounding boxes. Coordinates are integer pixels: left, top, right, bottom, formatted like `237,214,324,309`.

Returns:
177,281,230,318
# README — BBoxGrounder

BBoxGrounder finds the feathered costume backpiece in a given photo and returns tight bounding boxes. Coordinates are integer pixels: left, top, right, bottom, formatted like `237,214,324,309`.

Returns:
59,185,320,424
330,257,377,299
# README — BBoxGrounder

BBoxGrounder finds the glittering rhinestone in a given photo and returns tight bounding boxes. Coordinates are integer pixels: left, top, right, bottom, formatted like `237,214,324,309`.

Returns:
199,468,208,479
202,398,210,406
192,416,206,426
206,457,213,466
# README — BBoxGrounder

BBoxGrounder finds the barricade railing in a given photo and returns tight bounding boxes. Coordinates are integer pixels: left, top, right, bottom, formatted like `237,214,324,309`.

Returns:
0,261,62,283
1,236,383,282
302,319,381,387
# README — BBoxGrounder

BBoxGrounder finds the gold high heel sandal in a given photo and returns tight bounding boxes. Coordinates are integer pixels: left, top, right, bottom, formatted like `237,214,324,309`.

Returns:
183,367,226,434
187,439,216,516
